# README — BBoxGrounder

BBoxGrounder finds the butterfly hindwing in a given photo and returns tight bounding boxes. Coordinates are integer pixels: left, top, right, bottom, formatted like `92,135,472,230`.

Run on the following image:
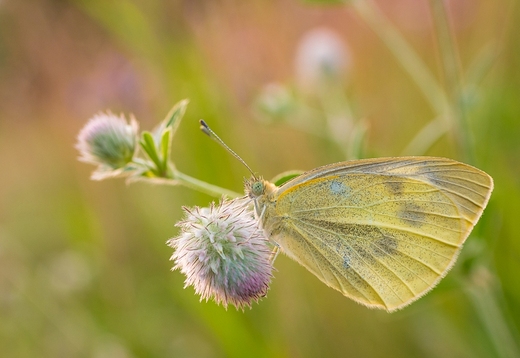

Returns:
269,157,493,311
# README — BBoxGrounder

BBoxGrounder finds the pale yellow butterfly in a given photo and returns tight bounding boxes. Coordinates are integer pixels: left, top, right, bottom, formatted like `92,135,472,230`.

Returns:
200,121,494,312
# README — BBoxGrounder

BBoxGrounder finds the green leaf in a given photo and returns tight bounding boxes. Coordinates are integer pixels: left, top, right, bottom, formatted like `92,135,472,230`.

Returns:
165,99,189,132
154,99,189,143
271,171,304,187
140,131,163,174
151,99,189,171
160,128,171,170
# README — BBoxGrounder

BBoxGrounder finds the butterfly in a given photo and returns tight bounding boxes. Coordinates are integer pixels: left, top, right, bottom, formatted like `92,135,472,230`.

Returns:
200,121,494,312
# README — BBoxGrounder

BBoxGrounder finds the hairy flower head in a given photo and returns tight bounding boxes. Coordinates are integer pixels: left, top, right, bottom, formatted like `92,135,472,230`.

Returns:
76,112,138,170
168,197,273,309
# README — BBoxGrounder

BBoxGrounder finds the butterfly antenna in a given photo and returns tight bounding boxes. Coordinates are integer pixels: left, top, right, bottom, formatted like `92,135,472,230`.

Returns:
199,119,257,179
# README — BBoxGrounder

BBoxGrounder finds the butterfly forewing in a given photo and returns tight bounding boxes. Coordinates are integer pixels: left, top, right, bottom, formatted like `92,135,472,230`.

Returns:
269,157,493,311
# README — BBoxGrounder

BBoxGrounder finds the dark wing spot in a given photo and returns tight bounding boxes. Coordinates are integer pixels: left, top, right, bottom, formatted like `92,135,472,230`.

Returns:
343,255,351,269
352,243,375,264
385,181,404,196
398,203,426,227
371,235,398,257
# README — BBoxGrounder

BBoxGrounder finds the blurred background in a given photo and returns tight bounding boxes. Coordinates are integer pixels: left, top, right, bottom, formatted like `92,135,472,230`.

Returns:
0,0,519,357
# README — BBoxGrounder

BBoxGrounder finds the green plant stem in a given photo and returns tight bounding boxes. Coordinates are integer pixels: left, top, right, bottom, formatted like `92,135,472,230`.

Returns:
172,169,242,198
351,0,452,123
465,278,520,358
429,0,473,163
401,116,449,155
429,3,517,356
317,83,356,159
131,159,240,198
431,4,519,357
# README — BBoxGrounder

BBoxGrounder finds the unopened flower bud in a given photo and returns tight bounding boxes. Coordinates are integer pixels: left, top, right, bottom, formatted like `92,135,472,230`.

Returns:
76,112,138,169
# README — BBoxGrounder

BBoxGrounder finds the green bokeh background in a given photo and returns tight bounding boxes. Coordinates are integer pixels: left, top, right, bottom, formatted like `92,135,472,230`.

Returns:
0,1,519,357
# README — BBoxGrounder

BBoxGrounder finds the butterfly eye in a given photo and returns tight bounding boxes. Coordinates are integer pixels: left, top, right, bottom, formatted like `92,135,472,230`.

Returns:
251,181,264,196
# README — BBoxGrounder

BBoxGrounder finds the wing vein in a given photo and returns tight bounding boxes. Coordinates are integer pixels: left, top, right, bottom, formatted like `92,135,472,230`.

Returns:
413,169,491,188
290,223,375,304
369,241,421,295
294,218,406,305
290,199,456,214
424,177,488,201
359,208,467,232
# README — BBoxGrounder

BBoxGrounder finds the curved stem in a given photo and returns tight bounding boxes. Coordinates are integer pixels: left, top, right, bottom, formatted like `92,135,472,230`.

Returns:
429,0,473,162
130,159,241,198
351,0,452,122
428,4,518,356
401,116,450,156
173,169,242,198
464,269,520,358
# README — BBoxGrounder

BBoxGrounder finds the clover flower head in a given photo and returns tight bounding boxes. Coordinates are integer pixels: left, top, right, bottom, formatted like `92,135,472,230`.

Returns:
168,197,273,309
76,112,138,170
295,27,350,90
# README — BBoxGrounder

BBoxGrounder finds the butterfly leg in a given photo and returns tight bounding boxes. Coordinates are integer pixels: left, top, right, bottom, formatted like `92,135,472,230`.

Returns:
269,244,280,265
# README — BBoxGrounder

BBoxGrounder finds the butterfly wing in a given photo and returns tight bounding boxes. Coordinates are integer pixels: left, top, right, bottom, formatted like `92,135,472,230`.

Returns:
270,157,493,311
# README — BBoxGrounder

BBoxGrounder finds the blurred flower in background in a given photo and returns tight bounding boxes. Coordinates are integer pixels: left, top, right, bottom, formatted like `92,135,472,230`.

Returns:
255,82,295,121
255,26,364,160
294,27,351,92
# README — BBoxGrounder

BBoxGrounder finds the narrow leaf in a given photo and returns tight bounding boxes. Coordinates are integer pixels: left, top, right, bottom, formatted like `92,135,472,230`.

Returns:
160,128,172,169
153,99,189,143
140,131,163,172
271,171,304,187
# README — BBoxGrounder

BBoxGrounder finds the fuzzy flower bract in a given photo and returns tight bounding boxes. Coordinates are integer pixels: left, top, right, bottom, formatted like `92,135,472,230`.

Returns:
168,197,273,309
76,112,138,171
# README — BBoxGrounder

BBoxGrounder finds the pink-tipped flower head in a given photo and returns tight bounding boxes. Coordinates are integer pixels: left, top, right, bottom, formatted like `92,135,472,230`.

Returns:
295,27,350,91
76,112,138,169
168,197,273,309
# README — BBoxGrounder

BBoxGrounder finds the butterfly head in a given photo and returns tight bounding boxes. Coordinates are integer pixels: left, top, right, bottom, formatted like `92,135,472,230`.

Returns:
245,177,265,199
245,177,278,222
245,177,277,200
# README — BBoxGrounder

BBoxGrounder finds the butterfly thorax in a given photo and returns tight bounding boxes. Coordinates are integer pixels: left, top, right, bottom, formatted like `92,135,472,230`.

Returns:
245,177,279,235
